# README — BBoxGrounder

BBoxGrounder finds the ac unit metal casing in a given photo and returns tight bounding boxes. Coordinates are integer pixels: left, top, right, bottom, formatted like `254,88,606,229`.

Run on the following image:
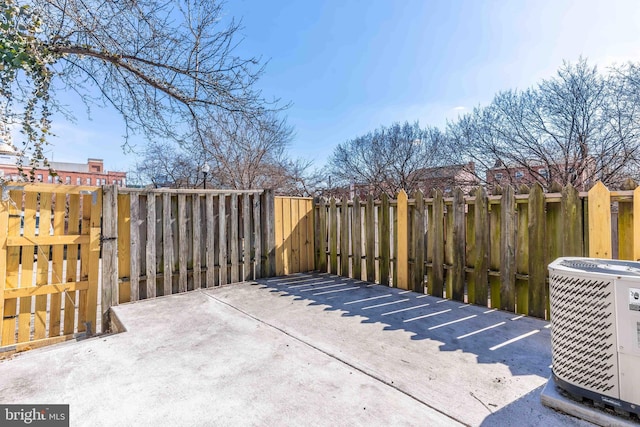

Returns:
549,257,640,416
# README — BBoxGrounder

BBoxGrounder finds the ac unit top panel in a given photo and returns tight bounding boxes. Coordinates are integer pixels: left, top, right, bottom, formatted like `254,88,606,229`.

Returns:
549,258,640,279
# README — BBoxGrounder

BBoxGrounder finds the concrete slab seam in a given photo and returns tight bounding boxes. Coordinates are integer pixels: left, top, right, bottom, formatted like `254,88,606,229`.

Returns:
199,289,469,427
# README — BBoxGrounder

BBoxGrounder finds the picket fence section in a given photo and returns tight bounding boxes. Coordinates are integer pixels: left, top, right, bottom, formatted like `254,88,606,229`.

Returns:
314,181,640,320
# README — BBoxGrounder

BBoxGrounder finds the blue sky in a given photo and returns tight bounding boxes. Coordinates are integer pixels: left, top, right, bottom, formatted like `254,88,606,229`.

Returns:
40,0,640,173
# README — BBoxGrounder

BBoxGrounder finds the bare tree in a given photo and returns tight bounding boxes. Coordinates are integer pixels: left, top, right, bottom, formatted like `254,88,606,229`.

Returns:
448,59,640,190
2,0,282,173
328,121,446,197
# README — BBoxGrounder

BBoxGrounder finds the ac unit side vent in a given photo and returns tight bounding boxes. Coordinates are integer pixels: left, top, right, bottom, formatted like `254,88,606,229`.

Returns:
550,274,618,395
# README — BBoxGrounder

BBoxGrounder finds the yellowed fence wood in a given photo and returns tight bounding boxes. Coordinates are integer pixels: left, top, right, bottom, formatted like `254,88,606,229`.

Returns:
528,183,546,318
366,195,376,283
230,194,240,282
34,192,52,340
499,185,516,312
5,282,89,298
282,197,292,276
428,190,445,297
348,197,360,280
2,190,21,345
146,194,157,298
472,187,489,306
340,197,349,277
515,186,529,316
18,191,38,342
451,188,465,301
588,181,612,259
412,191,425,293
63,194,80,335
379,194,390,286
305,199,315,272
117,193,131,303
129,193,140,300
290,198,301,274
86,189,102,334
635,186,640,261
49,192,66,336
0,189,9,345
274,197,284,276
329,198,338,275
396,190,408,290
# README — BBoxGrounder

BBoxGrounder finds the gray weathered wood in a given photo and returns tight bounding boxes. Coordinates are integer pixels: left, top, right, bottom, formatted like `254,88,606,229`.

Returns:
129,193,140,301
205,194,216,287
500,185,516,312
452,188,465,301
146,193,157,298
329,198,338,274
219,194,228,285
428,190,444,297
261,189,275,277
351,197,362,280
340,196,350,277
366,194,375,282
101,184,118,326
253,194,261,279
473,187,489,306
412,191,425,293
516,186,530,315
243,194,252,281
230,193,239,283
162,193,173,296
561,183,583,257
192,194,201,289
528,183,546,318
379,194,390,286
178,194,188,293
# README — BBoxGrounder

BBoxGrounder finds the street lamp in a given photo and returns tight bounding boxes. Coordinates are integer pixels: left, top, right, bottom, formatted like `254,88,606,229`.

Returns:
201,163,210,189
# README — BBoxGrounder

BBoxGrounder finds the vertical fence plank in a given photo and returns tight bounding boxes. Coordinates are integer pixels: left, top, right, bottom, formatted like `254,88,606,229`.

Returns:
466,197,476,303
49,192,65,336
561,184,583,257
86,188,102,334
489,193,501,309
241,195,250,281
366,195,376,283
253,194,262,279
588,181,612,259
205,194,216,287
117,192,131,303
101,185,118,328
451,188,465,302
306,199,315,271
146,193,157,298
515,186,530,316
191,194,201,288
2,190,21,345
397,190,409,290
34,192,52,340
329,198,338,275
315,199,327,273
18,191,37,342
77,194,90,332
129,193,140,301
274,197,284,276
178,194,188,292
528,183,546,318
219,194,228,284
340,197,350,277
351,197,361,280
635,186,640,261
282,197,292,276
618,179,636,261
472,187,489,306
379,194,390,286
500,185,516,313
162,193,173,295
413,191,425,293
261,190,275,277
0,188,9,344
428,190,444,297
230,194,239,282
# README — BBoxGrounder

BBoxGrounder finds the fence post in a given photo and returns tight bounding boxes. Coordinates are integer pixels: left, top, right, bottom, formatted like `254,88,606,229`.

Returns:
329,198,338,274
101,184,119,331
472,187,489,306
314,198,327,273
428,190,444,297
352,197,362,280
412,190,425,293
500,185,516,312
396,190,409,290
365,195,375,282
528,183,546,318
379,194,390,286
340,196,350,277
261,189,276,277
588,181,612,259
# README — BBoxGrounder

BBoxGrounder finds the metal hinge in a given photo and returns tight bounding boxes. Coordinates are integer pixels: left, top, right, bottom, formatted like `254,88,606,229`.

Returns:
100,235,117,242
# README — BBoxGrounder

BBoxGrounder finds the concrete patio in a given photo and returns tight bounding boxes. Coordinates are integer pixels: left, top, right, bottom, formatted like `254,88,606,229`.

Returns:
0,273,596,426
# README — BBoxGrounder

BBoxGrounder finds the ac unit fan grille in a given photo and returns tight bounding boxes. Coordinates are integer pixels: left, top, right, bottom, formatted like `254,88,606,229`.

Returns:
549,274,618,395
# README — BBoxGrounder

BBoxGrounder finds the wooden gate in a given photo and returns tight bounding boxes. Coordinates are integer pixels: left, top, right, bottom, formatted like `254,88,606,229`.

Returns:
0,184,102,350
274,196,315,275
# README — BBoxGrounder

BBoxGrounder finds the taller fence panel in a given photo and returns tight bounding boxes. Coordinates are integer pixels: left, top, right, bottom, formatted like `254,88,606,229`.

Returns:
315,181,639,320
274,196,315,276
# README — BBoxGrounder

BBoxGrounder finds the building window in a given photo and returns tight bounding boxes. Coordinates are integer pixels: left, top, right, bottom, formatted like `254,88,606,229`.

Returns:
112,179,116,184
494,173,503,180
65,176,71,184
538,168,548,177
76,177,81,185
514,171,524,179
37,174,43,182
86,178,91,185
47,176,53,183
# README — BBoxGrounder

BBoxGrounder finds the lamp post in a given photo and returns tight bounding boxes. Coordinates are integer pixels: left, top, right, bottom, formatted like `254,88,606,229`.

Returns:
201,163,210,189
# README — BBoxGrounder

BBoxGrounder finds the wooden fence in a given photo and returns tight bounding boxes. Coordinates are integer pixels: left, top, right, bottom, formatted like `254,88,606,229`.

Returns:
274,196,315,276
0,184,102,351
314,181,640,320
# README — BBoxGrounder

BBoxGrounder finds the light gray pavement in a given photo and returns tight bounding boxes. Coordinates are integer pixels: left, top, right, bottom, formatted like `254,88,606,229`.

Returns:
0,273,600,426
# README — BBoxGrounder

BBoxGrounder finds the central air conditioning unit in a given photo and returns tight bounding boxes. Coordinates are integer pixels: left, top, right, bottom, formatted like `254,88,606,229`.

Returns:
549,257,640,417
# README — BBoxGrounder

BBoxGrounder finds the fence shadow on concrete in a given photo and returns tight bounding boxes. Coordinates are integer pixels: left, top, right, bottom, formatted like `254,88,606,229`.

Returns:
257,272,552,379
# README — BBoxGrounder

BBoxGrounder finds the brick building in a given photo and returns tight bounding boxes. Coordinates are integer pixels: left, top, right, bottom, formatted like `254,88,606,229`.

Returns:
0,142,126,187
